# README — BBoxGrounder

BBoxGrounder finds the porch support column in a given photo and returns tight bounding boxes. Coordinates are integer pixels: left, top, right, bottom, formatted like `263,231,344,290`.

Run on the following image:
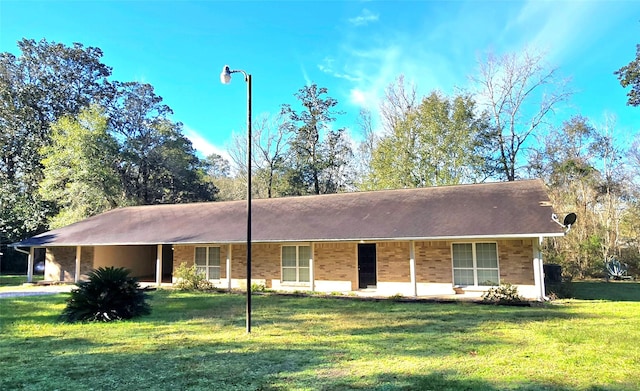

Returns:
309,243,315,292
27,247,34,283
75,246,81,283
532,237,546,301
409,241,417,297
227,244,232,291
156,244,163,287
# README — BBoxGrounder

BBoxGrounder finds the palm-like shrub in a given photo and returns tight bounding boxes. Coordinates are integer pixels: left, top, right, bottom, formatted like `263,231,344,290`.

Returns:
61,267,151,322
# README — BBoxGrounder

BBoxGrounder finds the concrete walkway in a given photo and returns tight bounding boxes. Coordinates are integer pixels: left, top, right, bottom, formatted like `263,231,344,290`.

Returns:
0,284,75,299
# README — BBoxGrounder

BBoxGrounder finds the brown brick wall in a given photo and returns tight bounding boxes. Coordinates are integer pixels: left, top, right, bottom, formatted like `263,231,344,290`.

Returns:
314,242,357,290
173,245,194,270
498,239,534,285
45,246,94,282
173,244,237,279
231,244,246,279
415,241,453,283
251,244,280,288
81,247,94,279
170,239,534,289
377,242,411,282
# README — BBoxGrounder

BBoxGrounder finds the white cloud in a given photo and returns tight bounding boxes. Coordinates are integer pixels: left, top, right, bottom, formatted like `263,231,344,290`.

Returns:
349,88,368,106
323,36,461,115
183,125,232,163
318,57,363,82
505,1,601,64
299,62,312,86
348,9,379,26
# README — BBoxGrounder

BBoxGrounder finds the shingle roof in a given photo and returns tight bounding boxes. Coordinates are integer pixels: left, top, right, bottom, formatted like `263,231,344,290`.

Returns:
12,179,564,247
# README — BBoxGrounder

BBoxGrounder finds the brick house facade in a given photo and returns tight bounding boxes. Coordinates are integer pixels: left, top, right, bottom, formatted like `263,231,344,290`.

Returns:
14,180,565,300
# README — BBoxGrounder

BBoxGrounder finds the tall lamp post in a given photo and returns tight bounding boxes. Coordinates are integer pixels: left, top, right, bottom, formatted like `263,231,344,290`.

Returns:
220,65,252,333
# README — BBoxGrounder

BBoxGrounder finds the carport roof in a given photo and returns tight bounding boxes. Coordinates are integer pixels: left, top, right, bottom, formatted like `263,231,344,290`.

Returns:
12,179,565,247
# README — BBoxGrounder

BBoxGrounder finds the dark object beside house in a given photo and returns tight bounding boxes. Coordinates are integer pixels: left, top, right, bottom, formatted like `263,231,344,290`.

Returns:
544,264,562,284
606,259,635,281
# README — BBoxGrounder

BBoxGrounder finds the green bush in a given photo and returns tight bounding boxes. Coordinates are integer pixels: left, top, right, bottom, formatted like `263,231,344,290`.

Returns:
173,262,214,291
61,267,151,322
389,293,405,301
482,283,525,305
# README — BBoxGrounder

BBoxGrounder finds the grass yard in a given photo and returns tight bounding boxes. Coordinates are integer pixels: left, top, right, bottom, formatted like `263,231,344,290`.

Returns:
0,283,639,391
0,274,43,288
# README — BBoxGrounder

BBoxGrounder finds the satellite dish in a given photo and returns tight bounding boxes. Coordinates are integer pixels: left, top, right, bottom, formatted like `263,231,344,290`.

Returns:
551,212,577,233
563,213,577,227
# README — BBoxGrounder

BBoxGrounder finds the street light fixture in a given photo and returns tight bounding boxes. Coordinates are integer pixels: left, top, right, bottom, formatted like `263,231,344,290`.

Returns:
220,64,252,333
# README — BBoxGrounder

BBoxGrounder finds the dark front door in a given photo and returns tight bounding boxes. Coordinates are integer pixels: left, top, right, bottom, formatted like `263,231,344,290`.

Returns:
358,243,377,289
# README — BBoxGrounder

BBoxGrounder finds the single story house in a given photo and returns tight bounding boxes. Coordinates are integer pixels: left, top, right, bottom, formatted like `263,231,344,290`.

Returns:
12,179,565,300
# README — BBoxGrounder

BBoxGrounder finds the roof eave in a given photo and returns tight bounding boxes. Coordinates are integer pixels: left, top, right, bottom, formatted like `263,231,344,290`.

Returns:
10,231,565,248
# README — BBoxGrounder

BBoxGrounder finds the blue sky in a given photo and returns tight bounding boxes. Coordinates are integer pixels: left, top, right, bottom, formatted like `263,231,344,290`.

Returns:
1,1,638,162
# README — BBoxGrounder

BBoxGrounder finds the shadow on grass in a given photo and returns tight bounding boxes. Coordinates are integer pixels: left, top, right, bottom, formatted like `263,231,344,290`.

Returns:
0,291,636,391
142,290,581,332
306,370,633,391
1,337,329,390
0,294,66,327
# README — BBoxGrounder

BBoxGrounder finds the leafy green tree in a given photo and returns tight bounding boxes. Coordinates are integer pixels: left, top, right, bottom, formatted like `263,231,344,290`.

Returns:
1,38,217,271
280,84,352,195
366,91,489,189
0,38,112,246
108,81,215,204
205,153,231,178
472,49,571,181
1,39,112,185
149,120,216,203
615,44,640,106
39,105,123,228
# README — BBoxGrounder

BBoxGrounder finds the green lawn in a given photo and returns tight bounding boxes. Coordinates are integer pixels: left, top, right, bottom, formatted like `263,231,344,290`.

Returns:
0,274,43,287
571,280,639,301
1,283,639,390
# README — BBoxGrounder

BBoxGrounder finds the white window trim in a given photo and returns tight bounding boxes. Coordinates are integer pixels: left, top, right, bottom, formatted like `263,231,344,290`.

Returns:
451,242,500,287
194,246,221,280
281,243,311,285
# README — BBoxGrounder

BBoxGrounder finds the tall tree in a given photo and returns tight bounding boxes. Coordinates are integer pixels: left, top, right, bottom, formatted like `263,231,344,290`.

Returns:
251,114,291,198
533,116,634,278
379,75,418,134
1,39,112,183
366,91,489,189
107,81,215,204
615,44,640,106
39,105,123,228
205,153,231,178
281,84,352,195
204,153,245,201
0,39,112,243
472,49,571,181
351,108,377,190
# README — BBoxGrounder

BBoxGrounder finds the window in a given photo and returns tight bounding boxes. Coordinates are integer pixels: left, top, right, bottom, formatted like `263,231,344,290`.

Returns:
282,245,310,283
195,247,220,280
452,243,499,286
